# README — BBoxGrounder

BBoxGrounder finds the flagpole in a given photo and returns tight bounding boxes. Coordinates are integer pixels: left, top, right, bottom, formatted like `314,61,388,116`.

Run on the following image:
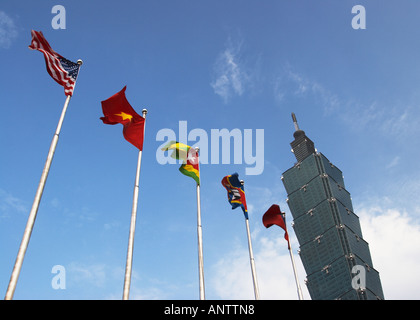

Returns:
287,241,304,300
241,180,260,300
282,210,303,300
195,147,205,300
123,109,148,300
244,218,260,300
4,59,83,300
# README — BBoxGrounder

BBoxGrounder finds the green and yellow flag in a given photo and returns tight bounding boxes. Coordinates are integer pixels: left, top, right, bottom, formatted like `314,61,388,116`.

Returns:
161,141,200,185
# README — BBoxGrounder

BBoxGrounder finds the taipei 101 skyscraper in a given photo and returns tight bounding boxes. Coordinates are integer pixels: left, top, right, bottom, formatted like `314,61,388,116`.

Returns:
281,113,384,300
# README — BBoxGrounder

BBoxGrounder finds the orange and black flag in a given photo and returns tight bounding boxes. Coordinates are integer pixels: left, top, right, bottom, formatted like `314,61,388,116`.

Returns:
100,86,145,150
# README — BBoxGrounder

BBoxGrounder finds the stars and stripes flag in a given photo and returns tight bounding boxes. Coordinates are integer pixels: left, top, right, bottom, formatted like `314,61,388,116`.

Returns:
29,30,80,96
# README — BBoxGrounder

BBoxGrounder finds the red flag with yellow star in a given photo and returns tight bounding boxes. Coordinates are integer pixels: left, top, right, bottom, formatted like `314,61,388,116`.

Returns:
100,86,145,150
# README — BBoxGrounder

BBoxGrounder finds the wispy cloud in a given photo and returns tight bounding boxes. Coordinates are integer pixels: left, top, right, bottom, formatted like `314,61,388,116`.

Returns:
0,11,18,49
386,156,400,169
274,65,420,142
335,98,420,143
273,66,341,114
210,36,251,103
67,262,111,289
66,261,177,299
0,189,27,218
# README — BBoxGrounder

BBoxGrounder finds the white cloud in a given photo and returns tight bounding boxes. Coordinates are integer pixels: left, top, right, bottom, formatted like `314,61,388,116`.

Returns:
210,244,256,299
210,37,250,103
0,11,18,49
210,194,420,300
256,239,309,300
209,226,311,300
358,204,420,300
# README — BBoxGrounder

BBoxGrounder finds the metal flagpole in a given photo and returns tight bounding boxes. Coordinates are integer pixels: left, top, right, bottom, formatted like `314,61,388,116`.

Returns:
4,59,83,300
282,210,303,300
195,147,205,300
244,219,260,300
241,180,260,300
288,241,304,300
123,109,148,300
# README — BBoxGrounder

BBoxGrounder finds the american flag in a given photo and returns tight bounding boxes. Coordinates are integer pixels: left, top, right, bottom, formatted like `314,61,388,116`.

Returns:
29,30,80,96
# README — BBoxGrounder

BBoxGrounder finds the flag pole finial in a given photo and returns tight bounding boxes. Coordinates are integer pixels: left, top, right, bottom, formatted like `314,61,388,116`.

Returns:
142,108,148,115
77,59,83,66
240,180,244,185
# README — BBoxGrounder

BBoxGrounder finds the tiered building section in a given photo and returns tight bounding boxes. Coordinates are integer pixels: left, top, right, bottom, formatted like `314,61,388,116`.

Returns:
281,114,384,300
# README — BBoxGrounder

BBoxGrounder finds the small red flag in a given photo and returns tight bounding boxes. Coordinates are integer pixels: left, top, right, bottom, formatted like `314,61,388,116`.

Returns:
262,204,290,248
100,86,145,150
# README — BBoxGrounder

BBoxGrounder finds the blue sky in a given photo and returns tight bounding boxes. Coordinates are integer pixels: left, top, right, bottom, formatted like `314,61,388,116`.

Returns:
1,0,420,300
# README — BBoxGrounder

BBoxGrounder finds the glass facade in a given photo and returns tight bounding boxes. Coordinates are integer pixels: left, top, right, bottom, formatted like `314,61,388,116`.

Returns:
281,120,384,300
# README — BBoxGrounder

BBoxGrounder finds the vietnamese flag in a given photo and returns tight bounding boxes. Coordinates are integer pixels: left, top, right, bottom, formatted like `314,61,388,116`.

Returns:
100,86,145,150
262,204,290,248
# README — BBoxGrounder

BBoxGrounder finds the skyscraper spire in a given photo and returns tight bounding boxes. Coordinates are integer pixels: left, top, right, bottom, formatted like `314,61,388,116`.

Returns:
291,112,300,131
290,113,316,162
